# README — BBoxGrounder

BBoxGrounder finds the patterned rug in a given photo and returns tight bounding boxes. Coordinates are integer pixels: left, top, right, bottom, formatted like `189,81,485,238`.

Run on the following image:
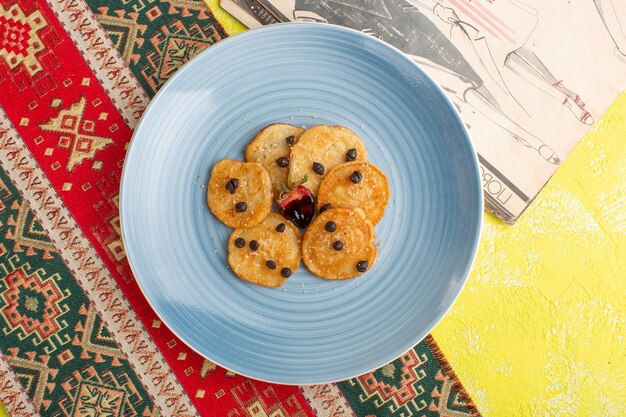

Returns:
0,0,482,415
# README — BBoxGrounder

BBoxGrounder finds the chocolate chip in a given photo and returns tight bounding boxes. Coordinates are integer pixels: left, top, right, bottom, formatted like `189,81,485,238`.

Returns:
280,267,292,278
319,203,331,213
275,223,286,233
356,261,368,272
266,260,276,269
235,202,247,212
325,221,336,232
286,135,295,146
346,148,357,161
350,171,362,184
249,240,259,251
234,237,245,248
276,157,289,168
225,178,239,194
225,180,235,194
333,240,344,251
312,162,325,175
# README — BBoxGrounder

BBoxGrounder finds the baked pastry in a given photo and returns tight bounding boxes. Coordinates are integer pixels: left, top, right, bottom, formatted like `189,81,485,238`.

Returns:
228,213,301,287
302,208,377,280
207,159,272,228
245,123,305,198
317,161,389,225
288,125,367,196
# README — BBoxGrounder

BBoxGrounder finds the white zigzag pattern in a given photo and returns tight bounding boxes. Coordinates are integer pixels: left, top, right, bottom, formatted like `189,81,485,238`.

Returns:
0,352,42,417
299,384,357,417
47,0,150,127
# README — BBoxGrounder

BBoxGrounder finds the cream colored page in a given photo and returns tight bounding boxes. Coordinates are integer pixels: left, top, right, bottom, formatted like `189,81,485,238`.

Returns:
220,0,626,222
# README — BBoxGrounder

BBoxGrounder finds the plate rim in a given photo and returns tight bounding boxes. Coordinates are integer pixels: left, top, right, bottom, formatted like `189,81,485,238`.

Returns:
120,22,484,385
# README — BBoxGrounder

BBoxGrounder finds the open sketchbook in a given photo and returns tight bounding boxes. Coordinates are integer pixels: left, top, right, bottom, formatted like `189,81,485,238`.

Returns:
221,0,626,224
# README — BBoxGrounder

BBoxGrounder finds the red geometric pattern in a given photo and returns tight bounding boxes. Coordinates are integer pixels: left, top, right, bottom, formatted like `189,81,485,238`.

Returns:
358,350,422,406
0,0,61,97
228,380,308,417
39,96,114,172
90,170,134,284
0,3,46,72
2,266,64,339
0,14,31,56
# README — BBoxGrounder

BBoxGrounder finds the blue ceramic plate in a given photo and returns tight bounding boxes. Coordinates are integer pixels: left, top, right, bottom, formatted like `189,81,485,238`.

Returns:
121,23,482,385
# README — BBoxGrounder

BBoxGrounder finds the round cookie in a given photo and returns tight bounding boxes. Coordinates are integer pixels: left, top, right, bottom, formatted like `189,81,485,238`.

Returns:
245,124,305,198
288,125,367,196
207,159,272,228
228,213,301,287
302,208,377,280
317,161,390,225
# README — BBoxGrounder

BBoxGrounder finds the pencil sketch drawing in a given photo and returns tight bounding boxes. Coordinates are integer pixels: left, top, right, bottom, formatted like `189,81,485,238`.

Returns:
291,0,616,165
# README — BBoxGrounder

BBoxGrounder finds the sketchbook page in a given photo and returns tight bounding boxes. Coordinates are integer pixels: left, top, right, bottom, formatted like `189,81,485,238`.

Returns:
219,0,626,224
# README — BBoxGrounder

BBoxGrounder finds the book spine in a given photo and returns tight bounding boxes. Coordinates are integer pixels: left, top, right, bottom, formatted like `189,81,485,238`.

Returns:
221,0,282,26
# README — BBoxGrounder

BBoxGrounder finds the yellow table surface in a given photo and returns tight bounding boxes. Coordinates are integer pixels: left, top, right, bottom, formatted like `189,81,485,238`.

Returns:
433,92,626,416
208,4,626,414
